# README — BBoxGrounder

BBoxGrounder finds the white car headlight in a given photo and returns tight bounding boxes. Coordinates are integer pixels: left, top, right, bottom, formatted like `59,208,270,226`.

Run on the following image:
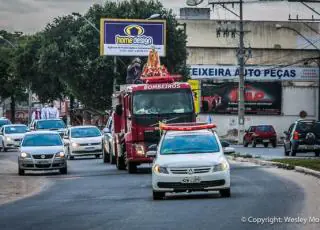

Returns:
213,161,229,172
6,137,12,142
153,164,169,174
20,152,30,158
71,142,79,148
55,152,65,158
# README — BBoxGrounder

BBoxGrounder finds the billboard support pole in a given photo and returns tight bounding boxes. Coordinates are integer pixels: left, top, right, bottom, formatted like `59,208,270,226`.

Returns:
113,56,117,93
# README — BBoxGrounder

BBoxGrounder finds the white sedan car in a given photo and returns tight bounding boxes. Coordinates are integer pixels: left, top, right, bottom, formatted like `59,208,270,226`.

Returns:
0,124,28,152
64,126,104,160
147,123,231,200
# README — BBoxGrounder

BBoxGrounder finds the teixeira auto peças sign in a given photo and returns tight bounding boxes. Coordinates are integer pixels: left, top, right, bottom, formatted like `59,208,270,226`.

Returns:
190,65,318,81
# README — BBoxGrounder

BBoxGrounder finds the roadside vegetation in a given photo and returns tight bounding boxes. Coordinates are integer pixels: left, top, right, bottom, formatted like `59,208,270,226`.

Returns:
271,158,320,172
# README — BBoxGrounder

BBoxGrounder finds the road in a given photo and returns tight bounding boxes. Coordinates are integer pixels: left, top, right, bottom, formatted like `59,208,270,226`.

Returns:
0,151,319,230
233,145,317,159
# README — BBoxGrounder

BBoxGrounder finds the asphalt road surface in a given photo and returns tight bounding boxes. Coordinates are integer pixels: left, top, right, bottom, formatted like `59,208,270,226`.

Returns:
0,151,319,230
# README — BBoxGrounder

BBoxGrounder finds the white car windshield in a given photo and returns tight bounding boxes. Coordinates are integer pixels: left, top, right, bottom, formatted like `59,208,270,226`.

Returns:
160,133,220,155
5,126,27,134
71,127,101,138
22,134,63,146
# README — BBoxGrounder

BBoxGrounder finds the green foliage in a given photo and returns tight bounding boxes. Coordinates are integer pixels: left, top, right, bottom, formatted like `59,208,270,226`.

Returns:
10,0,189,110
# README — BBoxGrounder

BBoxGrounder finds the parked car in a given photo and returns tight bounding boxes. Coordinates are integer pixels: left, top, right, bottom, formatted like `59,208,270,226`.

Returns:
284,119,320,157
18,131,67,175
102,116,116,164
243,125,277,148
0,124,29,152
30,119,66,137
63,125,104,160
147,123,231,200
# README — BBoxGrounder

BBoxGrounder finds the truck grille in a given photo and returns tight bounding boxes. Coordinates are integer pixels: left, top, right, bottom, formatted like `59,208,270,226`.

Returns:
144,130,160,142
170,167,212,174
157,180,225,189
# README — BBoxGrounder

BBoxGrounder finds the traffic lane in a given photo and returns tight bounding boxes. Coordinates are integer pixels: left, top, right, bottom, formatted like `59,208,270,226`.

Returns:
233,145,316,159
0,149,19,162
0,161,308,230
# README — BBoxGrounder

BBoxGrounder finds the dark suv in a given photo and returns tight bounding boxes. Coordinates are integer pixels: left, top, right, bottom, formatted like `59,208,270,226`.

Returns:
243,125,277,148
284,119,320,157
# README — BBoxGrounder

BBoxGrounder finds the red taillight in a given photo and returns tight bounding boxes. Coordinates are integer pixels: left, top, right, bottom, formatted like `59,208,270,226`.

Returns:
293,131,299,140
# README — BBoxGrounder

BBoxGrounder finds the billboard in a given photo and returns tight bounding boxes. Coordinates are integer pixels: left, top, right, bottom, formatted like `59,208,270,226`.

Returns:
100,19,166,56
190,65,319,81
188,80,200,113
201,82,282,115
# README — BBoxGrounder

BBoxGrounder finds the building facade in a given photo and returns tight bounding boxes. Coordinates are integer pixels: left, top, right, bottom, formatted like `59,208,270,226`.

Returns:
178,17,319,138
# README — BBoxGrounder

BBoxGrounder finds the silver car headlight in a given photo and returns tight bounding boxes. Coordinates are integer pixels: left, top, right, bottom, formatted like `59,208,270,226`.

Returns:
20,152,31,158
213,161,229,172
153,164,169,174
55,152,65,158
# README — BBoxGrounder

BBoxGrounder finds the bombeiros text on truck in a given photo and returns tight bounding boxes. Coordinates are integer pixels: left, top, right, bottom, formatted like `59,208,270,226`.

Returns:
111,48,196,173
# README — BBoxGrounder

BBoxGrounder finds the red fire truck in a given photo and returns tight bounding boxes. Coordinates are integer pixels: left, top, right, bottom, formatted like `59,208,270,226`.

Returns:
111,49,196,173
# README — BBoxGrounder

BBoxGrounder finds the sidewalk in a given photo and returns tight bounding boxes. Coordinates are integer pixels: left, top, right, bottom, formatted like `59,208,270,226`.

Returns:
0,159,50,205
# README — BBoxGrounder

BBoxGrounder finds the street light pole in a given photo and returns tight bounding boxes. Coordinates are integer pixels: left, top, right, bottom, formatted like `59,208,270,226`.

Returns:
276,24,320,120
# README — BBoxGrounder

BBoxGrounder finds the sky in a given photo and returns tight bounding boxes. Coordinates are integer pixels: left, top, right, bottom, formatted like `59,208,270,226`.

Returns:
0,0,319,34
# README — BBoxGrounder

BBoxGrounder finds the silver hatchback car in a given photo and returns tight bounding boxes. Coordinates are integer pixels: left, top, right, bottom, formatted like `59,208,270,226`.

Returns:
18,131,67,175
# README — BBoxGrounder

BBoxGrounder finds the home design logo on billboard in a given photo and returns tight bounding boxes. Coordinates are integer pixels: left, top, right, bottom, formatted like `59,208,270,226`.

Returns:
115,24,153,45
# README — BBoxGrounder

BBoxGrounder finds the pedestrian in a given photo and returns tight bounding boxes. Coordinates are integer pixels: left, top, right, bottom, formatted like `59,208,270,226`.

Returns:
41,103,49,119
47,102,59,119
31,107,42,122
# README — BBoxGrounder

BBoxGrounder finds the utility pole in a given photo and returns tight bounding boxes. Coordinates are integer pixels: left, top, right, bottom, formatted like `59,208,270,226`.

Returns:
209,0,246,143
238,0,245,143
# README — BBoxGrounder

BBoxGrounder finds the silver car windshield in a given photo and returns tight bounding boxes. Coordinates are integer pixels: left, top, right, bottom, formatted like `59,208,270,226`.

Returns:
22,134,63,147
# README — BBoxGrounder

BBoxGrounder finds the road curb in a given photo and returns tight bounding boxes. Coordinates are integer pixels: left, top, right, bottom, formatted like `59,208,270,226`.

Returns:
227,156,320,179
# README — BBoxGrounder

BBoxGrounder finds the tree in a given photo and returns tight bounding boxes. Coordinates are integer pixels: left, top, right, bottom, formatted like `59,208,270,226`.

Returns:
0,31,26,122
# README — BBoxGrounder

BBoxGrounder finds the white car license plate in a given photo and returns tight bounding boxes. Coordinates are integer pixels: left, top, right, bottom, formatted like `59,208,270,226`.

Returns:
85,147,95,150
262,140,269,143
181,176,201,184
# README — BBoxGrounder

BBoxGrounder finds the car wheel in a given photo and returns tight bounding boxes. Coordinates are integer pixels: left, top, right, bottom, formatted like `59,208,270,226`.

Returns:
252,140,257,148
220,188,231,198
272,141,277,148
263,143,269,148
103,147,110,163
2,142,7,152
290,145,296,156
284,146,289,156
68,155,74,160
60,166,68,174
315,151,320,157
18,167,25,176
128,162,137,174
116,155,126,170
110,153,116,164
95,154,100,159
153,191,165,200
243,139,249,147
